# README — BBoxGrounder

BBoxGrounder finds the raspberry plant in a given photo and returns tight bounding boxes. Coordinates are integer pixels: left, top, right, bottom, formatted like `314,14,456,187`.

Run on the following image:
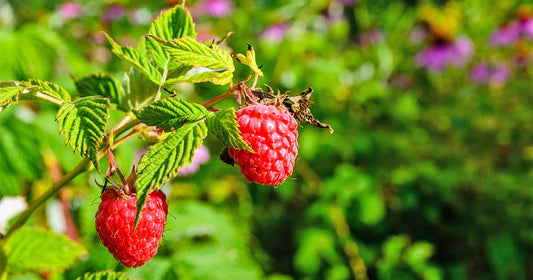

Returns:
0,4,331,277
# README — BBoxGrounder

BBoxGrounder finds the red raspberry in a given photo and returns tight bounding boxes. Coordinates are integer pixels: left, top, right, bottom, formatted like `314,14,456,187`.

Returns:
228,104,298,185
95,190,168,267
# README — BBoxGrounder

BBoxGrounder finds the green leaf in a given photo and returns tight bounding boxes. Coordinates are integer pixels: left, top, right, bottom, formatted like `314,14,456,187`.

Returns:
206,108,253,152
76,271,130,280
134,98,208,132
104,33,162,85
56,96,110,168
150,35,234,85
149,6,196,40
5,227,86,273
146,5,196,70
26,79,71,102
73,73,123,109
0,82,23,107
121,67,159,111
0,80,70,107
0,108,44,196
134,121,207,225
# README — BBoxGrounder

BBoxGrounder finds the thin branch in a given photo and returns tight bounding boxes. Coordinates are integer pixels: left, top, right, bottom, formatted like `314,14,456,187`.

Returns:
2,117,142,241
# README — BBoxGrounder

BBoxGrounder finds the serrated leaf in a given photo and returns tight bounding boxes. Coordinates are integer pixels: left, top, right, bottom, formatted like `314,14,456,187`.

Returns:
134,98,208,132
145,36,180,71
134,121,207,225
0,82,23,107
150,36,234,83
122,67,159,111
74,73,124,110
5,227,86,273
235,44,263,77
206,108,253,152
104,33,162,85
0,80,70,107
56,96,110,168
149,6,196,40
27,79,71,102
76,271,130,280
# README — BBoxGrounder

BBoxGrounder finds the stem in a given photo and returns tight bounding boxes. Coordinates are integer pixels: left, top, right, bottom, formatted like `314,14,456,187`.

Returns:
3,158,91,240
154,67,169,102
201,89,236,109
2,117,141,241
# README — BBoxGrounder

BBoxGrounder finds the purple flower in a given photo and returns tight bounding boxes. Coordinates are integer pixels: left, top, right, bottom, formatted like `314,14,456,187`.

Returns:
178,145,210,176
490,18,533,46
200,0,233,18
101,4,125,25
523,18,533,38
470,63,509,87
470,63,491,83
59,2,82,19
358,29,384,47
415,37,473,71
261,23,289,42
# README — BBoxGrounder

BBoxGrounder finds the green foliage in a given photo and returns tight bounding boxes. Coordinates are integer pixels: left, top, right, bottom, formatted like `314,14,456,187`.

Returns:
134,121,207,225
0,79,70,107
206,107,253,152
151,36,234,85
105,33,162,85
0,108,44,197
121,68,159,111
134,98,208,132
163,201,263,279
74,73,123,110
56,96,110,168
4,228,86,274
146,5,196,70
76,271,129,280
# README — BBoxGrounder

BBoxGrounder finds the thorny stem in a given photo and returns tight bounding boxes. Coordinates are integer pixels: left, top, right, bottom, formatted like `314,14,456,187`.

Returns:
2,116,141,241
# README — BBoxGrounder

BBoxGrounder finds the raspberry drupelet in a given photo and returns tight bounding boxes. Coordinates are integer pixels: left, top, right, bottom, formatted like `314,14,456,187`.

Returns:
229,104,298,186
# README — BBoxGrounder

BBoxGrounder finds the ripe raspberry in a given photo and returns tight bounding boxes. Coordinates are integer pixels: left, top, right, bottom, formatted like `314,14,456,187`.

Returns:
228,104,298,185
95,190,168,267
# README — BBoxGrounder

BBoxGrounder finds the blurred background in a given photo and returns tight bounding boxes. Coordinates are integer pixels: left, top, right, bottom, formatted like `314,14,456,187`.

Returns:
0,0,532,279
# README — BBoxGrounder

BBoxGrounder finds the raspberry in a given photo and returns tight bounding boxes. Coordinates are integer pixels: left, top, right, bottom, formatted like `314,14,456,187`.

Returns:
95,190,168,267
228,104,298,185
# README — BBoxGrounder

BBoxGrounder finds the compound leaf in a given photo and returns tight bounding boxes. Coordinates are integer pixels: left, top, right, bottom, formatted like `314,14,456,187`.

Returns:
150,36,234,85
104,33,162,85
56,96,110,168
134,121,207,226
134,98,208,132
